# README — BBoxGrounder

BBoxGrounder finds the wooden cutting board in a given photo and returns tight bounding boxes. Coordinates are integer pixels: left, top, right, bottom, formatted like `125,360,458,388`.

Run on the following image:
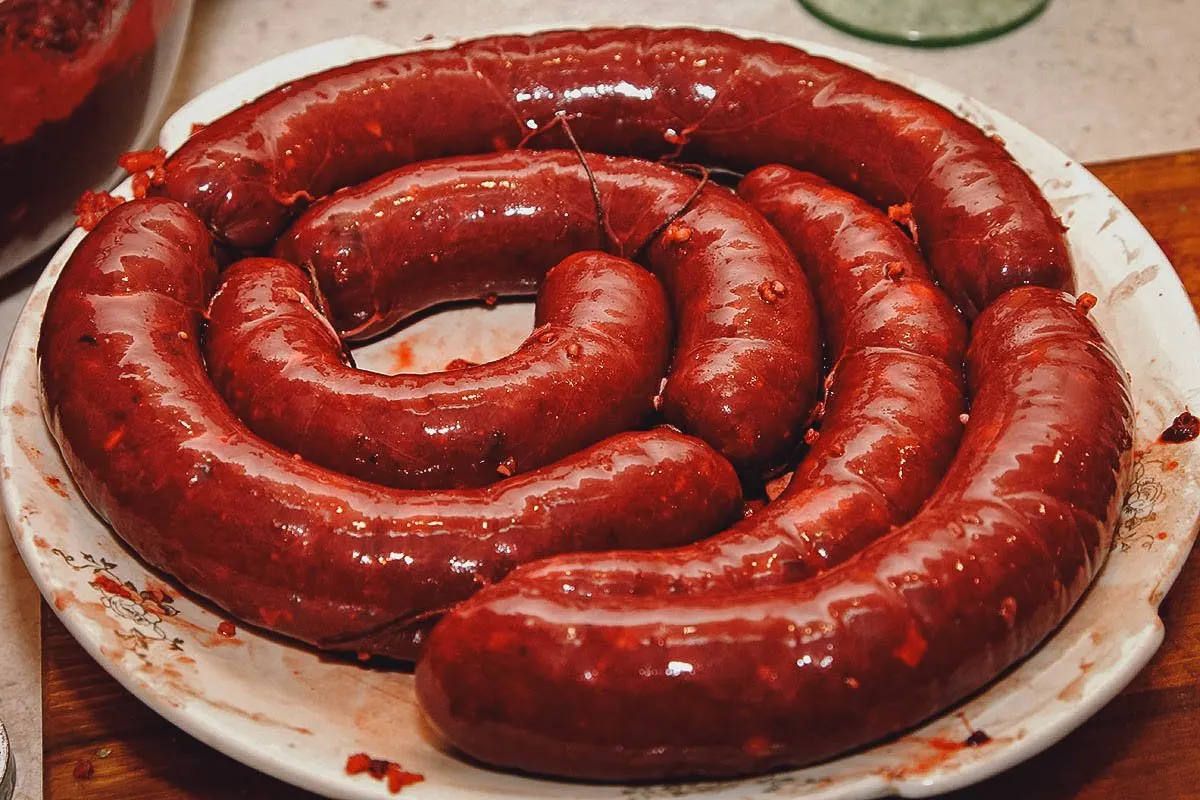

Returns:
42,149,1200,800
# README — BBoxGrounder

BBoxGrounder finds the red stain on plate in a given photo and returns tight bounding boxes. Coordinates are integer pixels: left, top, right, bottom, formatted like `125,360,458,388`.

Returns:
878,730,1002,781
1057,660,1096,702
877,742,960,781
391,341,415,372
15,435,42,464
53,589,75,611
168,614,245,648
91,573,137,601
44,474,70,498
195,694,313,736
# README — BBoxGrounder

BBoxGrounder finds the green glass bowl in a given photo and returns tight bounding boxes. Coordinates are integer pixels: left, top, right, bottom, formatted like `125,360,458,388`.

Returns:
799,0,1050,47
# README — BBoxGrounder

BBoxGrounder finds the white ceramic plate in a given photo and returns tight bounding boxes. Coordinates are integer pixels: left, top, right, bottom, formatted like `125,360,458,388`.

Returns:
0,721,12,800
4,25,1200,800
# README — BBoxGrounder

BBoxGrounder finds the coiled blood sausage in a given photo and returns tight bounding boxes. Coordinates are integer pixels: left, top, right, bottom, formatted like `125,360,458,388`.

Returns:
36,23,1131,787
274,150,823,473
37,198,742,660
482,167,968,598
161,27,1071,316
416,288,1134,779
205,251,672,488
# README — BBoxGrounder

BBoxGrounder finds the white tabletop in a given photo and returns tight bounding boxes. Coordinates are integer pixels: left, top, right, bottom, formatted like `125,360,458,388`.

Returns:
2,1,1198,797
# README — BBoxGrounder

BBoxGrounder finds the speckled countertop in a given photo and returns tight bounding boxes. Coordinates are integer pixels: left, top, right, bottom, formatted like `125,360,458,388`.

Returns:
1,1,1197,797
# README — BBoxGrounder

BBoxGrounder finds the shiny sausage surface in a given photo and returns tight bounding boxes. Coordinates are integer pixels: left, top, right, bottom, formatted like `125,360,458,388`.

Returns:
36,23,1128,786
416,288,1133,779
163,27,1071,315
490,166,968,599
38,198,742,660
276,150,823,473
204,251,671,488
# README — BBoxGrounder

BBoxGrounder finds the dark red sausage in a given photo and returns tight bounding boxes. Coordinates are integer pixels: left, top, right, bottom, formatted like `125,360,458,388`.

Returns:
276,150,823,473
416,287,1133,779
162,27,1071,315
741,167,966,367
204,251,671,489
461,167,967,600
37,198,743,660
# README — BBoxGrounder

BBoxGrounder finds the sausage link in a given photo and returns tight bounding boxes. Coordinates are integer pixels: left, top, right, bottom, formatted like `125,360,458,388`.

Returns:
488,167,967,599
276,150,823,473
204,251,671,488
163,27,1071,314
416,287,1133,779
38,198,743,661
